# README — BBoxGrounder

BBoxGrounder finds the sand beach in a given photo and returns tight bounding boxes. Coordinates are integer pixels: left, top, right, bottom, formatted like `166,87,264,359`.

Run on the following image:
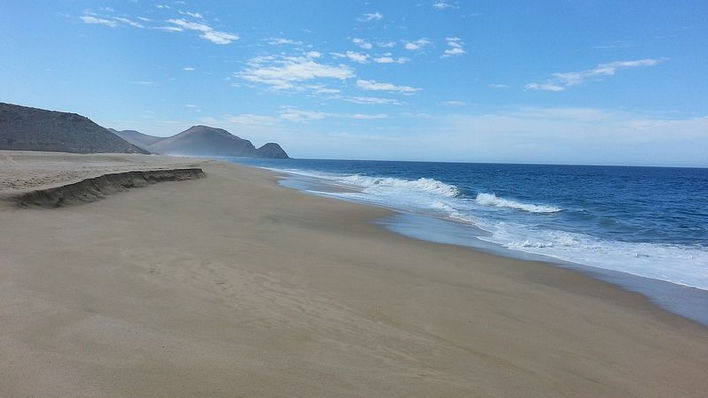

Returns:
1,151,707,397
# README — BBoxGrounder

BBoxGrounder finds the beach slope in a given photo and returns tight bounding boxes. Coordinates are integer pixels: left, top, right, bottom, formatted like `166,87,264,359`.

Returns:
0,151,706,397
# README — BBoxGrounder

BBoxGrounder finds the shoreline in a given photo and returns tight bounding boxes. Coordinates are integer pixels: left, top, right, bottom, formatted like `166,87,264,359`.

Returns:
1,151,707,397
254,163,708,326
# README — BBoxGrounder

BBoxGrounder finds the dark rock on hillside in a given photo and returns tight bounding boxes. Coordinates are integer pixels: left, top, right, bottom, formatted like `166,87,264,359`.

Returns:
0,103,148,154
108,128,164,151
253,143,289,159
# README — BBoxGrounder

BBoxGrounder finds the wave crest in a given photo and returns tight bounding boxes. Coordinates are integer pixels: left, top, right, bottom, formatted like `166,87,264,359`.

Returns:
475,193,562,213
340,175,460,197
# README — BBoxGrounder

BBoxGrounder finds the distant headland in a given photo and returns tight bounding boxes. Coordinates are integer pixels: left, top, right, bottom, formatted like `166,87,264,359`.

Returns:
0,102,288,159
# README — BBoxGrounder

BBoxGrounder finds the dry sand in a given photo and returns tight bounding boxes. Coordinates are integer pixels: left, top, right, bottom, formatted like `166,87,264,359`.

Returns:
1,151,707,397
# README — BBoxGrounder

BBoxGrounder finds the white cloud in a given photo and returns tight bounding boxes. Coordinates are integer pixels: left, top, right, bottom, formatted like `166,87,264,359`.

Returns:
377,41,397,48
279,107,388,122
341,96,403,105
350,113,388,120
372,56,408,64
183,66,195,71
526,58,664,91
303,84,341,94
352,38,373,49
239,53,354,90
80,15,118,27
266,37,303,46
404,38,431,50
442,37,465,57
167,18,238,44
443,100,467,106
358,12,383,22
179,11,203,19
524,82,565,92
433,2,457,10
134,81,154,86
113,17,145,28
156,26,184,32
357,79,420,93
80,13,147,29
489,83,509,89
345,51,369,63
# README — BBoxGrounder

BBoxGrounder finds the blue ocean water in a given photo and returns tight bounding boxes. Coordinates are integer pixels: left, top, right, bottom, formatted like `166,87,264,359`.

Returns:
229,158,708,322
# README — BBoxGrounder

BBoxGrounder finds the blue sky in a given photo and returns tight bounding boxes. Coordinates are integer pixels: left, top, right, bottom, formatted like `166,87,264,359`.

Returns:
1,0,707,166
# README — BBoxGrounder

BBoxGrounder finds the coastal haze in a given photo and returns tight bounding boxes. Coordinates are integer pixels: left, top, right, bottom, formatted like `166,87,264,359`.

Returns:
1,1,707,397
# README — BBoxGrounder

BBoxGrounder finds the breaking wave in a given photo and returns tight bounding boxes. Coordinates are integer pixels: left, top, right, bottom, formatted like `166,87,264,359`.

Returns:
475,193,562,213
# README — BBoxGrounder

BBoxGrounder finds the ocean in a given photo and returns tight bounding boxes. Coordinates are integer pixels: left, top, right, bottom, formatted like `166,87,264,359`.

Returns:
228,158,708,324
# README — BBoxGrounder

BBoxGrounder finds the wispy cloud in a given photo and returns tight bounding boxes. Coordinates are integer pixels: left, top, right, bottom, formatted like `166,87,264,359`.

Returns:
239,52,354,90
372,55,408,64
358,12,383,22
80,14,144,28
156,26,183,32
265,37,303,46
183,66,195,71
81,9,237,45
133,81,154,86
377,41,397,48
489,83,509,89
178,11,203,19
350,113,388,120
80,15,118,27
442,37,465,57
340,96,403,105
526,58,664,91
443,100,467,106
167,19,238,44
357,79,420,93
404,38,431,51
352,38,373,49
345,51,369,63
279,107,388,122
433,2,458,10
280,108,328,122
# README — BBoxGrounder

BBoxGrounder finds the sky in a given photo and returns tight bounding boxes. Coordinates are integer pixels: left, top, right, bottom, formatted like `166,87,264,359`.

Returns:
1,0,707,166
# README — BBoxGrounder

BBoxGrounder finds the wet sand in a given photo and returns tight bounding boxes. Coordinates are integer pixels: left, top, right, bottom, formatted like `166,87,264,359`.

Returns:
1,151,706,397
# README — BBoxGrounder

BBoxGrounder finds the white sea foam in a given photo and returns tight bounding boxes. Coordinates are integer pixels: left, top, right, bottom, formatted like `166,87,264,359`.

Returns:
475,193,562,213
339,175,460,197
476,221,708,290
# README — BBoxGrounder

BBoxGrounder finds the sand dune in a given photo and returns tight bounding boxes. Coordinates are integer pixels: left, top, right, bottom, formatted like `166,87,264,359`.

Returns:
0,151,706,397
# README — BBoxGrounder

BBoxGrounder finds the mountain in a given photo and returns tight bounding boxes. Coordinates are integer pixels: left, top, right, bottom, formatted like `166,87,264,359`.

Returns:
253,142,289,159
0,103,149,154
109,128,164,151
146,125,289,158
